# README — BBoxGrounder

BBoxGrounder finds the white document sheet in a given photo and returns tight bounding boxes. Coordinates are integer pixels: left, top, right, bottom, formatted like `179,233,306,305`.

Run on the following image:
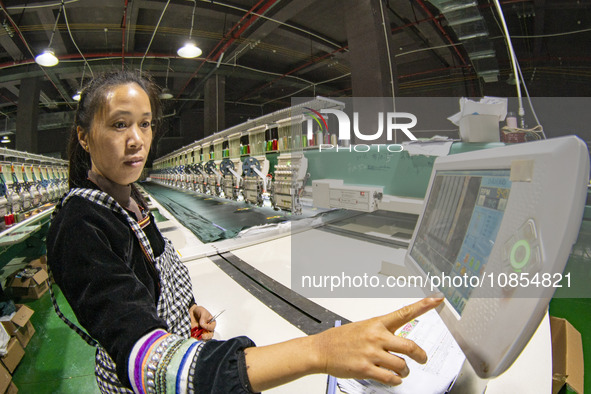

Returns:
337,309,465,394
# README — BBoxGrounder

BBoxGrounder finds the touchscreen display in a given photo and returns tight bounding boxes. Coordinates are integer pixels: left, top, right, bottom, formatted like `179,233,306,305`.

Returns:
410,170,511,316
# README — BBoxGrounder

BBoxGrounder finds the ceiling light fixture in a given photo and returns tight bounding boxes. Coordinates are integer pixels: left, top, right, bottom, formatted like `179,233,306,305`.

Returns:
35,5,63,67
177,1,202,58
35,49,59,67
1,136,11,144
177,41,202,58
159,58,174,99
159,88,173,100
73,66,86,102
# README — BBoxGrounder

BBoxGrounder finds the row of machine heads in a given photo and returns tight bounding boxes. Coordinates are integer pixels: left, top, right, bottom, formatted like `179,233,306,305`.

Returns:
0,163,68,217
149,154,308,213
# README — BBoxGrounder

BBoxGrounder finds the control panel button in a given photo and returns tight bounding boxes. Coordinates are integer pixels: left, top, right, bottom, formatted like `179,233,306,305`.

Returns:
510,239,531,272
503,218,542,274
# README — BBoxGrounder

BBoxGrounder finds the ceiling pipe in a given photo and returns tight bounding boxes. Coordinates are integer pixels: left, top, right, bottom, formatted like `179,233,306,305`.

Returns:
391,15,442,34
238,45,347,102
413,0,469,66
177,0,273,98
205,0,268,62
0,93,16,107
0,52,203,70
209,0,279,62
122,0,128,69
140,0,171,73
178,53,224,111
398,64,472,79
177,0,279,105
0,0,72,107
235,0,475,103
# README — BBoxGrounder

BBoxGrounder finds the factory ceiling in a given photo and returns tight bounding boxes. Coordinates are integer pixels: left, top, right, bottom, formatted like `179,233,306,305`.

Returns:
0,0,590,150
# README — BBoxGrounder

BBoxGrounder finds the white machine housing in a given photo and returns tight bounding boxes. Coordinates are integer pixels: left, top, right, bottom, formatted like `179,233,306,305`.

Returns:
312,179,383,212
405,136,589,378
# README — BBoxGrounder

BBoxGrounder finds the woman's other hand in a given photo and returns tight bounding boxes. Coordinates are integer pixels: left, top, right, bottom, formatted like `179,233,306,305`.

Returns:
189,304,216,340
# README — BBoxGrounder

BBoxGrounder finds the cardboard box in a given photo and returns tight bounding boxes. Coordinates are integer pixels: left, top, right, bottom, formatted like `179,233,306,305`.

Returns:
550,316,585,394
0,338,24,374
0,363,10,394
28,256,53,285
28,255,47,271
1,305,35,348
5,381,17,394
5,266,49,300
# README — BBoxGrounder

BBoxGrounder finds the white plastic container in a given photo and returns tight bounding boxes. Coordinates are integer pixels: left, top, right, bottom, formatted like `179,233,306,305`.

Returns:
459,114,500,142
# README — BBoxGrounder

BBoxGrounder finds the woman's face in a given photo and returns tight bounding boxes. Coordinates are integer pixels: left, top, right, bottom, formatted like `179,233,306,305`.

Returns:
80,82,153,185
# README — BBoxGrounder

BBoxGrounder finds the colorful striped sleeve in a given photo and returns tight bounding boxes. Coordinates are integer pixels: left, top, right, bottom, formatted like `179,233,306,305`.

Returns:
128,329,205,394
128,329,257,393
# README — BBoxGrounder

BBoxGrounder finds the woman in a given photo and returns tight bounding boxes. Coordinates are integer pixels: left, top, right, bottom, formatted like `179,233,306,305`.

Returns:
46,70,443,393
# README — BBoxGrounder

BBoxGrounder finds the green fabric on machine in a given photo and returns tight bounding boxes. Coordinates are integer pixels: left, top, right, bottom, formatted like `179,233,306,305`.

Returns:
141,182,295,243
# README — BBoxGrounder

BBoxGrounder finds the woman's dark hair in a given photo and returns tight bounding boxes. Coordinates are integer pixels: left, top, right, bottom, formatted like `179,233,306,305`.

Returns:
67,70,163,189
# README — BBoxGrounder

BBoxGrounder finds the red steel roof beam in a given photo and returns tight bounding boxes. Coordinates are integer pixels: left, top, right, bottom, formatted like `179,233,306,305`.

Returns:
210,0,279,62
177,0,271,97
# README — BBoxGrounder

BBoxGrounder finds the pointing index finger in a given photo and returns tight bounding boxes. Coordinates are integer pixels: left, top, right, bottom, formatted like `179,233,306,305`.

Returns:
381,297,444,332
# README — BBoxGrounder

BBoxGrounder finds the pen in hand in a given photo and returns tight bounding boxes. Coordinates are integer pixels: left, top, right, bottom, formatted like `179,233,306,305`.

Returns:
191,309,225,340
